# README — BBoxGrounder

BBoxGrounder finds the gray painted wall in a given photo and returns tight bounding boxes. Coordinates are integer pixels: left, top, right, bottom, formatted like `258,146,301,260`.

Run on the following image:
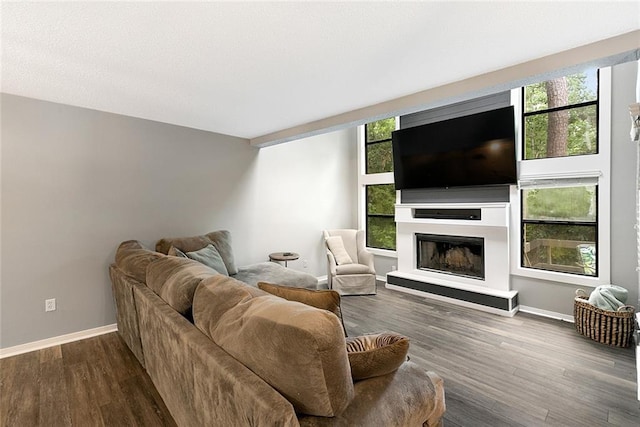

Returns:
0,94,356,349
610,60,639,310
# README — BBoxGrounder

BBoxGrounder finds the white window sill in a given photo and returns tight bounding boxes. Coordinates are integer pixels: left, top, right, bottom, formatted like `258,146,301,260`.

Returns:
512,265,608,288
367,248,397,258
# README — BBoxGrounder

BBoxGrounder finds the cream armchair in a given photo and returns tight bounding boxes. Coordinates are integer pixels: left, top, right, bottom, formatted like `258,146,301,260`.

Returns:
323,229,376,295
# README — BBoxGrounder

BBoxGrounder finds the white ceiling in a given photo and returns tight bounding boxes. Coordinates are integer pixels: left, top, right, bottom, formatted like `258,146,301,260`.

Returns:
2,1,639,144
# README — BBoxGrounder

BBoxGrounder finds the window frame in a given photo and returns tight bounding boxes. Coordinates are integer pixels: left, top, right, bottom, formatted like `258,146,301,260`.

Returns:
510,67,611,287
358,118,399,257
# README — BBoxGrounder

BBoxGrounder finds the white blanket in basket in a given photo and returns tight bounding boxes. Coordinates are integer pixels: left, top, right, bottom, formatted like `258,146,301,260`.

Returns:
588,284,628,311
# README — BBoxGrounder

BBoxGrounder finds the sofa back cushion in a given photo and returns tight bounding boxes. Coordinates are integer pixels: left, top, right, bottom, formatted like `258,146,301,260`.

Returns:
155,230,238,275
193,275,354,417
146,256,218,319
115,240,165,283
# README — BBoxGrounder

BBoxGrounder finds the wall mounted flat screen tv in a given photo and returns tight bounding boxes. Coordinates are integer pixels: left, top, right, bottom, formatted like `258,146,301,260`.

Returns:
392,106,517,190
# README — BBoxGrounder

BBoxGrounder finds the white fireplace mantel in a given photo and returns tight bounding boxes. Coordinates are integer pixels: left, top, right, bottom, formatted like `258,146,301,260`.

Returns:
388,202,518,316
395,202,510,228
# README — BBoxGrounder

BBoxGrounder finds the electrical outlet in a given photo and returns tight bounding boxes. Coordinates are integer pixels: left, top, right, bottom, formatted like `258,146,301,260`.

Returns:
391,265,397,271
302,259,308,268
45,298,56,312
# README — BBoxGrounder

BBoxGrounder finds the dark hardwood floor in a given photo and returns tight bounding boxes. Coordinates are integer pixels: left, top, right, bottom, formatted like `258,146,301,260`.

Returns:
1,285,638,426
0,331,175,427
342,285,640,427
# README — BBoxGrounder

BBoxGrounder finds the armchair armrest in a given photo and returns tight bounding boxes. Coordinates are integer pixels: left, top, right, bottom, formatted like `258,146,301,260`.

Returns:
357,249,375,274
326,250,337,276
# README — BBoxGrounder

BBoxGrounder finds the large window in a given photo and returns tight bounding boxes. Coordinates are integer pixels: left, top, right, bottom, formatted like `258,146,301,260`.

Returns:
518,68,608,282
366,184,396,250
522,184,597,276
365,118,394,174
523,70,598,160
360,118,397,251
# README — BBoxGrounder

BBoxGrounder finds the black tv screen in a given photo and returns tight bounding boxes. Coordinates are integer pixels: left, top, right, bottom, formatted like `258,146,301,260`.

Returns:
392,106,517,190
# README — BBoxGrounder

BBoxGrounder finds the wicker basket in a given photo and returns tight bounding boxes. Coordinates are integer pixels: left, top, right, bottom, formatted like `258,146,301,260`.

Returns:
573,289,635,348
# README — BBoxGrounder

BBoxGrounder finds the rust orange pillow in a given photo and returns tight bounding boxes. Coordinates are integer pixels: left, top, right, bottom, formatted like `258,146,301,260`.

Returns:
257,282,347,336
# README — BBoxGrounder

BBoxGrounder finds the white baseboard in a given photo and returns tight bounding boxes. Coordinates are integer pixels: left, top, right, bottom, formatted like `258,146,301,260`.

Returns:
0,323,117,359
376,275,387,283
519,305,574,323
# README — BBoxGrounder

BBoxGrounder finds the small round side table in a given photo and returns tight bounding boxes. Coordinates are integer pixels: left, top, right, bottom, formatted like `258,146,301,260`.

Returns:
269,252,299,267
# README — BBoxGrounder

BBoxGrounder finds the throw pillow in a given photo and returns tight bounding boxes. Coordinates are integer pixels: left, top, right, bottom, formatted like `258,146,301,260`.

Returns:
326,236,353,265
186,244,229,276
168,245,188,258
345,333,409,380
258,282,348,336
205,230,238,275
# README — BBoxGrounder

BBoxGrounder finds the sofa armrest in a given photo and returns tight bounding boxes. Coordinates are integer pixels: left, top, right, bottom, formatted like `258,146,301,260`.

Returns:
298,361,445,427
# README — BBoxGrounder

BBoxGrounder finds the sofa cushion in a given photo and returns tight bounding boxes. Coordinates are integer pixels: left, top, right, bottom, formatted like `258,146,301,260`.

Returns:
234,262,318,289
146,256,218,319
326,236,353,265
336,263,375,275
186,244,229,276
155,230,238,275
115,240,165,283
345,333,409,380
193,275,354,417
258,282,347,336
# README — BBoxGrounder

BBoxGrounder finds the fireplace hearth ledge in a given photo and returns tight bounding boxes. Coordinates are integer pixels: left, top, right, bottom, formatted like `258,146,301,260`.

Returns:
386,270,519,317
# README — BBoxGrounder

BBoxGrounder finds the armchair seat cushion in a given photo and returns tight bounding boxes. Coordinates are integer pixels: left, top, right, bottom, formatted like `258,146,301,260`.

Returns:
336,263,375,275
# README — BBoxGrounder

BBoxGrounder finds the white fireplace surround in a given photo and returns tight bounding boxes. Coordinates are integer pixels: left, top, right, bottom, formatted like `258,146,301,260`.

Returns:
388,202,518,316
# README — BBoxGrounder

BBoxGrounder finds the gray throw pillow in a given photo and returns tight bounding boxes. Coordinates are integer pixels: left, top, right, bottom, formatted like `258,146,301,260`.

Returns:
168,245,188,258
186,244,229,276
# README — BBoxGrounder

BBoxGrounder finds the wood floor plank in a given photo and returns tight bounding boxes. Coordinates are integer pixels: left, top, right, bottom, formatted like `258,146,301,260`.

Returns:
38,358,72,427
118,374,177,426
39,345,62,363
0,351,40,427
0,356,17,427
64,361,105,426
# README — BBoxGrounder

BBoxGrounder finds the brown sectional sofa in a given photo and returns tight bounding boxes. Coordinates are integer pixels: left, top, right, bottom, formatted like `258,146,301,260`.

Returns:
109,235,446,426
